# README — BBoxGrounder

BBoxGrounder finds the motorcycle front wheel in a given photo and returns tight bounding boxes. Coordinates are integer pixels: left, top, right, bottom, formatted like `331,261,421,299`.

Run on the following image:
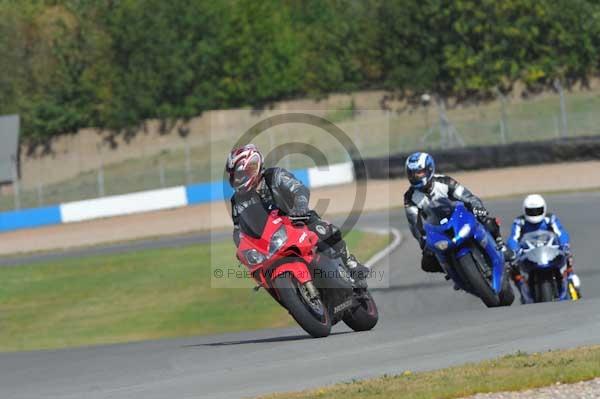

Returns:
498,272,515,306
532,270,556,302
273,273,331,338
456,250,500,308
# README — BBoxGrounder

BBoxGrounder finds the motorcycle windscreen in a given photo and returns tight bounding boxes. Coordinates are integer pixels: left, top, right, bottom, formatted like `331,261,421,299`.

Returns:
525,247,562,265
423,198,456,226
520,230,556,248
238,196,271,239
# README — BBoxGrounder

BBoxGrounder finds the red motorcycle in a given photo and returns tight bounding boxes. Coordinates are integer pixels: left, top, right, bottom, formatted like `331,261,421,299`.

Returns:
236,204,378,338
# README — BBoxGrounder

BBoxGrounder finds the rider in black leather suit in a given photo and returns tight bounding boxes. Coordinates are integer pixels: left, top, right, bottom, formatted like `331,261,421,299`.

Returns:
227,144,370,287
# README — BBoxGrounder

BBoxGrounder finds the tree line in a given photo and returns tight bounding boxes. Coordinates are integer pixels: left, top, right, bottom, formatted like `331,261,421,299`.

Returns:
1,0,599,143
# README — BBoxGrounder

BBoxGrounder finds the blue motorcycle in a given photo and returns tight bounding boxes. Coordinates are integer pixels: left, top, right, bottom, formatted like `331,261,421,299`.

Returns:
423,198,514,307
516,230,578,303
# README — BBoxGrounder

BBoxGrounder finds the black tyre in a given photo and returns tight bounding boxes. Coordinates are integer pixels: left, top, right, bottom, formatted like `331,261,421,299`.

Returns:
456,251,500,307
343,291,379,332
273,274,331,338
498,274,515,306
533,270,556,302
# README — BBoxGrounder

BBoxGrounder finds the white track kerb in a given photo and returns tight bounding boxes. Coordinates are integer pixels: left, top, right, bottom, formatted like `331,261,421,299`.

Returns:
307,162,354,188
0,161,355,232
60,187,188,223
363,228,403,269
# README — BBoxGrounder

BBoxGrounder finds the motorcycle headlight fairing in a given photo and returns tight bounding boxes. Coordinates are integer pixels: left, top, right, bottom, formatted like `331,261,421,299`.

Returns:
244,249,267,265
434,240,449,251
268,226,288,257
452,224,471,243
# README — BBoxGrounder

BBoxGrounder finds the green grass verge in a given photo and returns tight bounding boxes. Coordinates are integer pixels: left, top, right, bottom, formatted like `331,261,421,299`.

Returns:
0,230,390,352
261,346,600,399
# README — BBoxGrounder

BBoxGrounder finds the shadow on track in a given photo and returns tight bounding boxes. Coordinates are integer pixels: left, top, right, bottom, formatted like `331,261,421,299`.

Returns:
372,269,598,293
194,331,352,347
371,280,447,292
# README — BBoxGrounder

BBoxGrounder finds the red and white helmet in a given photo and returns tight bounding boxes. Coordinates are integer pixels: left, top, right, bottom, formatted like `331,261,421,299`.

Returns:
226,144,264,193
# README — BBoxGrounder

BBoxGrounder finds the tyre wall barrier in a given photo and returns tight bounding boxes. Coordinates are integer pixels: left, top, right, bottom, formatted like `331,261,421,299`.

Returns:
353,136,600,180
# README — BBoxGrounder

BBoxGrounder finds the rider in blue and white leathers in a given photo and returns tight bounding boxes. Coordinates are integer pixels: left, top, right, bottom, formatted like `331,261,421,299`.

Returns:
506,194,581,300
403,152,512,274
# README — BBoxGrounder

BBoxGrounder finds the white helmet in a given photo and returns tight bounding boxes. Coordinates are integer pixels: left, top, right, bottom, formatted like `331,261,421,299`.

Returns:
523,194,547,224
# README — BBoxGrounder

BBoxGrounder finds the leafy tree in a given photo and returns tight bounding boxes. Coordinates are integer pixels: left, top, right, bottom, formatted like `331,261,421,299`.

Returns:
2,0,600,142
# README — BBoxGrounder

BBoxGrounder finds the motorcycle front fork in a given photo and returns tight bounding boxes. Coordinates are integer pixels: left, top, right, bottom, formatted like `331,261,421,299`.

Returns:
515,279,533,304
303,281,321,300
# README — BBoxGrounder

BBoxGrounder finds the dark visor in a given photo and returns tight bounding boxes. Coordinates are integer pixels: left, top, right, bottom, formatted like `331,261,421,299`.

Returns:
232,167,250,187
231,156,260,189
525,206,544,217
407,169,427,183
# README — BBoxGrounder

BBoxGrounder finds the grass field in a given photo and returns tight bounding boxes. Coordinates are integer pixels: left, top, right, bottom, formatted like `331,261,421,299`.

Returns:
262,346,600,399
0,230,390,352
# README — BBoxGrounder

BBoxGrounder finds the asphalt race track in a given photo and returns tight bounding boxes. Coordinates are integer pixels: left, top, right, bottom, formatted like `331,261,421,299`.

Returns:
1,192,599,399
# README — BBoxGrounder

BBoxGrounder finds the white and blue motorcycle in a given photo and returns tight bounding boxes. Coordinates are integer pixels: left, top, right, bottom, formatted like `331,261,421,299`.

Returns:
516,230,581,303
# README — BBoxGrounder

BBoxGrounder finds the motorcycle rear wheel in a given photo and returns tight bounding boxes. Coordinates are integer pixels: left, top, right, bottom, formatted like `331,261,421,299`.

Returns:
343,291,379,332
273,273,331,338
457,250,500,308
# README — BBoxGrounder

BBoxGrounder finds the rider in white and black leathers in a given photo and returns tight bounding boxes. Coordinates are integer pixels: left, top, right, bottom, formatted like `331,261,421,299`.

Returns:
227,144,370,288
403,152,513,273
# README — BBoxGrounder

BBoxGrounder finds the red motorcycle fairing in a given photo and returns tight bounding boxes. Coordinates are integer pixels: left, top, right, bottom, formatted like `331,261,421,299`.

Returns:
236,210,319,290
270,261,312,284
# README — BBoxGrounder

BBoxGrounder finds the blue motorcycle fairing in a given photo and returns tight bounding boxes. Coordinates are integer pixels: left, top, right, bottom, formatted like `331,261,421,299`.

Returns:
424,202,506,294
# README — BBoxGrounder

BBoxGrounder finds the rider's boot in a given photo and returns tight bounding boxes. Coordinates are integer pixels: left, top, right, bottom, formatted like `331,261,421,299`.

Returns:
423,251,457,289
502,246,531,304
339,246,369,289
512,272,531,304
449,276,461,291
495,235,510,256
346,255,370,289
481,216,508,255
497,238,531,301
565,264,582,300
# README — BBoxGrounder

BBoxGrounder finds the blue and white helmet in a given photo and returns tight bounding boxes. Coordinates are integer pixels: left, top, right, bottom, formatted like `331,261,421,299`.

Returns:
405,152,435,189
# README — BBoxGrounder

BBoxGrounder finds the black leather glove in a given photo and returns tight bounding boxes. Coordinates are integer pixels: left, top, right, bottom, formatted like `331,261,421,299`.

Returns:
473,207,489,218
504,247,517,263
508,261,521,277
288,208,306,217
